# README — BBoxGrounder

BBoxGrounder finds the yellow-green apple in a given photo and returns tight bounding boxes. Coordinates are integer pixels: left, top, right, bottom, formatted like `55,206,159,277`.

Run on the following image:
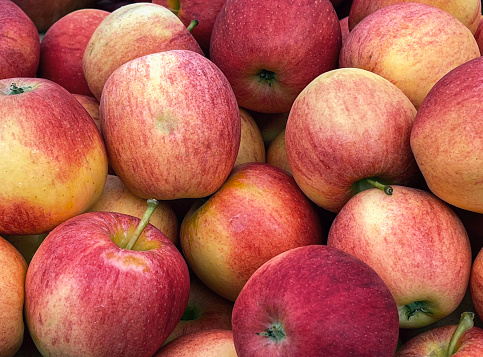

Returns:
38,9,109,96
0,0,40,79
339,2,481,109
0,78,108,235
232,245,400,356
153,0,226,55
100,50,240,200
327,185,472,328
410,56,483,213
475,16,483,54
209,0,341,113
470,248,483,323
234,107,266,167
24,200,190,356
285,67,419,213
249,110,288,149
83,2,204,99
0,236,27,357
72,93,101,132
396,312,483,356
88,174,179,245
180,162,322,302
155,329,237,357
348,0,482,34
163,274,233,345
266,129,291,175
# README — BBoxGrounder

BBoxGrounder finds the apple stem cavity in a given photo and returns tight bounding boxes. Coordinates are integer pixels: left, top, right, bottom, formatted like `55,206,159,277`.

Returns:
124,199,159,250
187,19,199,32
258,69,276,87
402,300,432,320
446,312,474,356
256,322,286,342
366,178,393,195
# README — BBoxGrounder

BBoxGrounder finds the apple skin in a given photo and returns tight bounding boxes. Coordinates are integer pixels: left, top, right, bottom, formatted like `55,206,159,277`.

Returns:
38,8,109,97
249,110,288,149
234,107,266,167
155,329,237,357
0,78,108,235
232,245,400,356
475,16,483,54
410,56,483,213
100,50,240,200
285,67,419,213
339,16,350,47
209,0,341,113
327,186,472,328
0,236,27,357
72,93,101,132
266,129,291,175
24,211,190,357
83,2,204,100
0,0,40,80
180,162,323,302
470,248,483,324
348,0,482,34
339,2,481,109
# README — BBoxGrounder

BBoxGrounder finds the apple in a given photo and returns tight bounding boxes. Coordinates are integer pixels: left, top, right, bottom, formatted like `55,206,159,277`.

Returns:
155,329,237,357
475,16,483,54
88,174,179,245
234,107,266,167
396,312,483,356
0,236,27,357
410,56,483,213
83,2,204,99
3,234,48,265
0,78,108,235
339,2,481,109
348,0,482,34
249,110,288,149
163,274,233,345
72,94,101,132
0,0,40,80
38,8,110,97
24,200,191,356
153,0,226,55
266,129,291,175
100,50,240,200
232,244,400,356
209,0,341,113
285,67,419,213
470,247,483,324
327,185,472,328
339,16,350,47
180,162,323,302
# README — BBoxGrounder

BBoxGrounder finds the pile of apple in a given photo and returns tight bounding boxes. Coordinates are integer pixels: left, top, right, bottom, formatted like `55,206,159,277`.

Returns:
1,0,483,355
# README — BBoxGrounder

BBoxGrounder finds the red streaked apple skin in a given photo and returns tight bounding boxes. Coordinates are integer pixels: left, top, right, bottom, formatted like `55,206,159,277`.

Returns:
232,245,400,356
475,16,483,54
24,211,190,357
471,249,483,323
327,186,472,328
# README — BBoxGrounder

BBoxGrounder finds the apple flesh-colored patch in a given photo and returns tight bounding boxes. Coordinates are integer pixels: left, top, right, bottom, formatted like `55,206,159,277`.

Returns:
104,251,151,272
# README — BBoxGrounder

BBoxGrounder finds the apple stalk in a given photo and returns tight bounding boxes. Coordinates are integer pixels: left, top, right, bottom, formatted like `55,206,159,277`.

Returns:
187,19,198,32
124,199,159,250
446,312,474,356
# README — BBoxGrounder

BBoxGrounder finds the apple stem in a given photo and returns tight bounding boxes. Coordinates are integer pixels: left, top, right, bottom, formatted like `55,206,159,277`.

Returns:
256,322,286,342
124,199,159,250
8,83,31,95
187,19,198,32
402,300,432,320
366,178,393,195
446,312,474,356
258,69,276,87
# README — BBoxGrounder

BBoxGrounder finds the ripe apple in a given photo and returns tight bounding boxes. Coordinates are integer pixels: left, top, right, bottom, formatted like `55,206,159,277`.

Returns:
470,248,483,324
232,244,400,356
180,162,322,302
72,93,101,132
410,56,483,213
0,78,108,235
38,8,110,97
396,312,483,356
348,0,482,34
24,200,191,356
339,2,481,108
249,110,288,149
266,129,291,175
0,236,27,357
234,107,266,167
155,329,237,357
83,2,204,100
0,0,40,80
327,185,472,328
475,16,483,54
339,16,350,46
100,50,240,200
88,174,179,245
285,67,419,213
209,0,341,113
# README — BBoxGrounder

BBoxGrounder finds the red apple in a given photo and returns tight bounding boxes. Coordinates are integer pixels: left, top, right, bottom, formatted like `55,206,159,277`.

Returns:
83,2,204,99
234,107,266,167
180,162,323,302
72,94,101,132
0,0,40,79
0,78,108,235
339,16,350,47
475,16,483,54
249,110,288,149
209,0,341,113
38,8,110,96
470,248,483,324
285,67,419,213
0,236,27,357
340,2,480,108
232,245,400,356
24,200,191,356
266,129,291,175
410,56,483,213
100,50,240,200
327,185,472,328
